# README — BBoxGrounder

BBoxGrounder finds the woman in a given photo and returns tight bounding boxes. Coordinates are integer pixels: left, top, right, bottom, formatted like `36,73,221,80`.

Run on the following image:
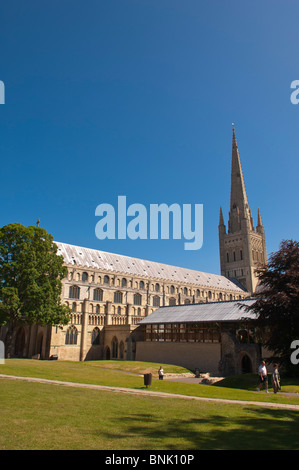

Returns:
271,363,280,393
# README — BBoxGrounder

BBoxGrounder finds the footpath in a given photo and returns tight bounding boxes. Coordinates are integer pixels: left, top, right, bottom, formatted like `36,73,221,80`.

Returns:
1,373,299,411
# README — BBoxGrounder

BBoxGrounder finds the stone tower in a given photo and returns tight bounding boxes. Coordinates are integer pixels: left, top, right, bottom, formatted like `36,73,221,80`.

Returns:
219,128,267,295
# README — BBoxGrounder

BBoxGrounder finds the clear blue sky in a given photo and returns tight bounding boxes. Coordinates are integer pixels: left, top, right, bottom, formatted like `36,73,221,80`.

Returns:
0,0,298,275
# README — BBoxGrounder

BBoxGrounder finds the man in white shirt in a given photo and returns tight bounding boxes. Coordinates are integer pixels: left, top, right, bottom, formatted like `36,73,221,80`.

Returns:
257,360,268,392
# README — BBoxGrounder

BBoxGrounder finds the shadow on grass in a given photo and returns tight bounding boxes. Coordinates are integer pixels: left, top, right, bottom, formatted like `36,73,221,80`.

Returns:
94,407,299,450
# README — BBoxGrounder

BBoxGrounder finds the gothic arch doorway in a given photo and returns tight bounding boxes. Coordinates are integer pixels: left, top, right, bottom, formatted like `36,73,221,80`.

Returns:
15,327,25,357
241,354,252,374
105,346,110,360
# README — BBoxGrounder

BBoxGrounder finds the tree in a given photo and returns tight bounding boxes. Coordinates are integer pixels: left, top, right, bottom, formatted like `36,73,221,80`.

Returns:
0,223,71,357
245,240,299,375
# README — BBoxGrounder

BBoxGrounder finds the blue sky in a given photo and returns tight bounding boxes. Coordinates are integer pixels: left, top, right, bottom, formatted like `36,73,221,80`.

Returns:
0,0,298,275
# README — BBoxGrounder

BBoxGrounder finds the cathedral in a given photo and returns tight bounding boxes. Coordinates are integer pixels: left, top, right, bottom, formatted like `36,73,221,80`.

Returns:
1,129,268,374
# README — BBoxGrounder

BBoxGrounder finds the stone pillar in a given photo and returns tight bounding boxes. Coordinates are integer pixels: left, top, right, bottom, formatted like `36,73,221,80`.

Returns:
126,303,133,325
105,301,112,325
80,299,89,361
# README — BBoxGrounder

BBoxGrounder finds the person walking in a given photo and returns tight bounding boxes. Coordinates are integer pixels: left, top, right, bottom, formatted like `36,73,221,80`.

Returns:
257,360,268,392
271,363,281,393
158,366,164,380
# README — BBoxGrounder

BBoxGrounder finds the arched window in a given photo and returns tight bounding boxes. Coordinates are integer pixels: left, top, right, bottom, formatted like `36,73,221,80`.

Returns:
134,293,142,305
170,285,175,294
169,297,176,306
112,337,118,359
153,296,160,307
155,283,160,292
196,289,200,297
93,288,103,301
104,275,109,284
119,341,124,359
72,302,77,312
65,326,78,345
139,281,145,289
114,291,123,303
121,278,127,287
91,327,100,345
184,287,187,295
69,285,80,299
184,299,191,304
82,272,88,282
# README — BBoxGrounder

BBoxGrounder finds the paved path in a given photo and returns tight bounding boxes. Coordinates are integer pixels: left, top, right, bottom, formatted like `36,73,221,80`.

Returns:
1,373,299,411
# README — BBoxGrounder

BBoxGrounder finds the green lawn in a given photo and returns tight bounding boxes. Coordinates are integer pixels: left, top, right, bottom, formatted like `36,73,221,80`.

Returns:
1,359,299,450
1,359,299,406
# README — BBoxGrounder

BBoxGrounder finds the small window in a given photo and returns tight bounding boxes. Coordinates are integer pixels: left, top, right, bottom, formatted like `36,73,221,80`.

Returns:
104,275,109,284
121,278,127,287
153,296,160,307
139,281,145,289
82,272,88,282
155,283,160,292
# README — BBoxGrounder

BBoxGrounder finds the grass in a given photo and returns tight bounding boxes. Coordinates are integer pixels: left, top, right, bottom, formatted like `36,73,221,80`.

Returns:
1,359,299,405
1,359,299,450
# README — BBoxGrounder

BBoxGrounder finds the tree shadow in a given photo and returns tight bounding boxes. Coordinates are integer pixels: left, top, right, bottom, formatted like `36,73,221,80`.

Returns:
91,406,299,450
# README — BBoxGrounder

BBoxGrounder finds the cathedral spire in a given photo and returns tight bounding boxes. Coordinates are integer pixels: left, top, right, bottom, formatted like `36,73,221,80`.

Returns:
228,128,252,233
219,127,267,294
219,207,225,226
257,208,263,227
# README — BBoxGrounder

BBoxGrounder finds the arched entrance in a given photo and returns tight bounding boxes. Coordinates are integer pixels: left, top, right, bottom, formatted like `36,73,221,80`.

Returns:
15,327,25,357
241,354,252,373
112,337,118,359
105,346,111,360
